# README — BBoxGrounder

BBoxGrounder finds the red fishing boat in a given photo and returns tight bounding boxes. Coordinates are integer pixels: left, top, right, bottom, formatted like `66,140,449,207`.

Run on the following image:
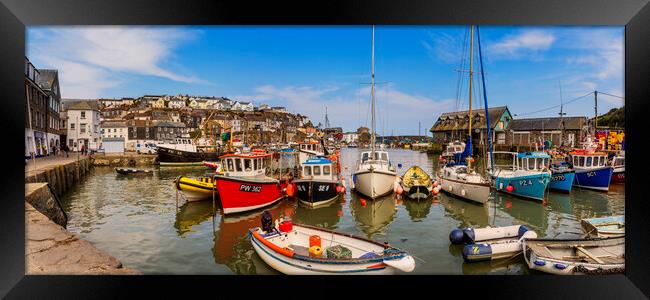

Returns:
215,151,286,214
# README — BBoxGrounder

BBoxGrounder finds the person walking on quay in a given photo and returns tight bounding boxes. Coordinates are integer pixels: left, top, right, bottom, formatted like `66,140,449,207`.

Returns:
64,144,69,158
81,144,86,156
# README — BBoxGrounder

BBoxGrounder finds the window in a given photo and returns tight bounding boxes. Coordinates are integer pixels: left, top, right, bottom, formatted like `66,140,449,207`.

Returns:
381,153,388,161
323,165,331,175
579,156,585,167
313,166,321,175
80,111,86,119
80,123,86,133
227,159,234,172
258,158,263,168
586,157,592,167
69,139,73,146
303,166,312,176
235,158,242,172
253,158,258,170
244,159,252,171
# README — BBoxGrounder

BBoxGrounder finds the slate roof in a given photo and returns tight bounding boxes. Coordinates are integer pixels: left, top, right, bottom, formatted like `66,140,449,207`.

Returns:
66,100,100,111
36,69,57,90
430,106,511,132
509,116,586,131
101,121,127,128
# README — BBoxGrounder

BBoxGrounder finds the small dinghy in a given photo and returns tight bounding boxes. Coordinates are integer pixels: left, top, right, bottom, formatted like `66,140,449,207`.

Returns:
115,167,153,175
449,225,537,262
581,215,624,238
400,166,433,200
250,212,416,275
522,236,624,275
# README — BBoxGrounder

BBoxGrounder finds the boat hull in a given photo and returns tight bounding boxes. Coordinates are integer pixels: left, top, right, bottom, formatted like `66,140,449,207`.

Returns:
405,185,432,200
176,176,217,202
523,237,624,275
215,175,285,214
438,176,491,204
549,170,575,193
573,166,613,191
352,170,395,199
494,173,550,201
295,179,340,208
611,167,625,184
157,146,221,164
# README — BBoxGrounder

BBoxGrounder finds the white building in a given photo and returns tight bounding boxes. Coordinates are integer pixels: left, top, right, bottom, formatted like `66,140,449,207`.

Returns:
168,98,186,109
66,100,101,151
342,132,359,144
101,120,128,141
232,101,254,112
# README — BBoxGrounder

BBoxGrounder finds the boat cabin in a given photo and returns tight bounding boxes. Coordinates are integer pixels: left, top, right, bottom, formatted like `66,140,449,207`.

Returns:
298,142,323,154
301,157,336,180
517,152,551,171
489,151,550,172
219,153,270,177
360,150,390,164
611,154,624,168
442,141,466,157
568,150,609,169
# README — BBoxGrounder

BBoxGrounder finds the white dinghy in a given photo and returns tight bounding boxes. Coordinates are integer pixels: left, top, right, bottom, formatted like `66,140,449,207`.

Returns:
249,213,415,275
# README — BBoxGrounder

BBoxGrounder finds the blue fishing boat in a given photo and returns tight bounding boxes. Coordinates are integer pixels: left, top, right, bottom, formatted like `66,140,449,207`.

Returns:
568,149,613,191
549,162,576,193
489,151,551,201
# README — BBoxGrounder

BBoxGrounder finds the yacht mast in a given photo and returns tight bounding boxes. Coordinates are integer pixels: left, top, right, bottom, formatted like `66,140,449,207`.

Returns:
371,25,376,156
467,25,475,170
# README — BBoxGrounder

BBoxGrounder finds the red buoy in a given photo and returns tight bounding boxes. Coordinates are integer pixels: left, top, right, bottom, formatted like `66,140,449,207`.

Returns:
360,198,367,207
506,185,514,193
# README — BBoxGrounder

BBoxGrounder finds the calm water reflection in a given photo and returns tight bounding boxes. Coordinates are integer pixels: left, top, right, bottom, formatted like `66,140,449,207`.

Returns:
60,148,624,275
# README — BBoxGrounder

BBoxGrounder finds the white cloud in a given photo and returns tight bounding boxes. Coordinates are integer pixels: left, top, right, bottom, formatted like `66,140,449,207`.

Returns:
233,83,454,134
487,30,556,58
28,26,206,98
421,31,464,63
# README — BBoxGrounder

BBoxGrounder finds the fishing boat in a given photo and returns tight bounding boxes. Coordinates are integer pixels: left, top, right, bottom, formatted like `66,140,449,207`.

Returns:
549,161,576,193
400,166,433,200
157,145,221,166
610,151,625,184
214,152,285,214
522,236,625,275
490,151,551,201
568,149,613,191
449,225,538,263
294,156,343,208
437,25,492,205
115,167,153,175
249,216,416,274
581,215,624,238
352,26,397,199
175,175,217,202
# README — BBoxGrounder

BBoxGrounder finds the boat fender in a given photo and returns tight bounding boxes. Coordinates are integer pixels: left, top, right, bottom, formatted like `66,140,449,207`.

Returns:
286,183,296,197
449,228,465,245
554,263,567,270
462,228,476,244
462,244,492,262
534,259,546,266
518,225,529,237
506,185,514,193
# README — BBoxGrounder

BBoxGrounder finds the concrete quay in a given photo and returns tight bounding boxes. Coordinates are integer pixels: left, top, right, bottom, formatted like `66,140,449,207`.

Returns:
90,153,158,167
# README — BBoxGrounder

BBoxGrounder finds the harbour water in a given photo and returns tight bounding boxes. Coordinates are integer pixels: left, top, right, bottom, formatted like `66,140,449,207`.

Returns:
60,148,625,274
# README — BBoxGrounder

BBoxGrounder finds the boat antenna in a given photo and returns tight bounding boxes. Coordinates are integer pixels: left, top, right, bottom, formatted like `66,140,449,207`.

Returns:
370,25,376,157
477,26,493,174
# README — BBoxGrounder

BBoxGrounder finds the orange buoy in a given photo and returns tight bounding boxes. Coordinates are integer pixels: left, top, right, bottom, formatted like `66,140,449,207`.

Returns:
433,181,439,187
286,183,296,197
309,235,322,248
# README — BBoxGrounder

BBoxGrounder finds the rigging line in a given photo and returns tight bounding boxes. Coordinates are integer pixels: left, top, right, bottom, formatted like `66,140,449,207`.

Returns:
516,91,594,117
597,91,624,100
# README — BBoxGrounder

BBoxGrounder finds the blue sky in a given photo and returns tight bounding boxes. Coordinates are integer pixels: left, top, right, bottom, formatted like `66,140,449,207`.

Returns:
27,26,624,135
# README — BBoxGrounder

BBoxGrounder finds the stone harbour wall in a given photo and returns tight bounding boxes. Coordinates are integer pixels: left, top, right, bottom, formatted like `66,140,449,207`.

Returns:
90,153,158,167
25,157,92,198
26,203,141,275
25,183,67,228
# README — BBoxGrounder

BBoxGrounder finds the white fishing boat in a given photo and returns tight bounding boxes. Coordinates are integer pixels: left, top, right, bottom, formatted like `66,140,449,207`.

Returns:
250,218,415,274
352,26,397,199
449,225,538,262
522,236,625,275
437,25,492,205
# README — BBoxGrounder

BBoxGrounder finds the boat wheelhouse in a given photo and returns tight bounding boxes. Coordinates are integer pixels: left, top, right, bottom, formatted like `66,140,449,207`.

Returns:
294,156,341,208
610,151,624,184
567,149,614,191
297,141,325,164
214,152,285,214
489,151,551,201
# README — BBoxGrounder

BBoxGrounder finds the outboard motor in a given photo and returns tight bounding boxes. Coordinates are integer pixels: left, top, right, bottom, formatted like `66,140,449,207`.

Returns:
261,210,274,233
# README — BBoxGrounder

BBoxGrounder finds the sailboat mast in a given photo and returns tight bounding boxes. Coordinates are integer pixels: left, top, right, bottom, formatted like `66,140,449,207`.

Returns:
371,25,376,155
467,25,475,169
